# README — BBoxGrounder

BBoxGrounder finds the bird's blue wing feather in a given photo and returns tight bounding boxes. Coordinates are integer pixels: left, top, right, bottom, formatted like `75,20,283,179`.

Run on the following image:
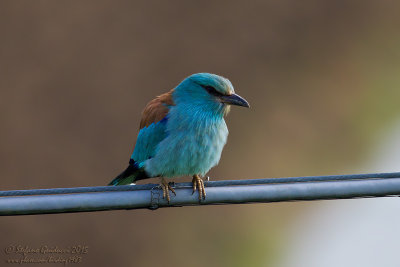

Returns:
131,117,168,163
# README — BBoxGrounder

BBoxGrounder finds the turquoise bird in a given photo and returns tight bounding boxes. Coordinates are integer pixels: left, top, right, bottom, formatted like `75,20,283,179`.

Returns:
109,73,249,202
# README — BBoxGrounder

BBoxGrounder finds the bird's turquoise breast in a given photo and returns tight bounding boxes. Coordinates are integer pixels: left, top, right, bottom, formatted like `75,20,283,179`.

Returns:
144,104,228,178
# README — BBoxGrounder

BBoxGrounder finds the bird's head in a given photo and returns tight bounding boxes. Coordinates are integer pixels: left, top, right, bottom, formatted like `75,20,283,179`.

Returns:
173,73,250,116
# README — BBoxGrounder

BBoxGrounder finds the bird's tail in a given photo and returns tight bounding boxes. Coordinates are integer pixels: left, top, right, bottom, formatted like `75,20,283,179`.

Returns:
108,159,149,186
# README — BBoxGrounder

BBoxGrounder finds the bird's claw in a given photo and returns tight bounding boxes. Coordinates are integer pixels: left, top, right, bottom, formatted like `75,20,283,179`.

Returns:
160,178,176,203
192,175,206,201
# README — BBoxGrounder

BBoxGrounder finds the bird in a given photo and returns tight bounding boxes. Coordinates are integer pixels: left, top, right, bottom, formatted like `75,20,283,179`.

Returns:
108,73,249,202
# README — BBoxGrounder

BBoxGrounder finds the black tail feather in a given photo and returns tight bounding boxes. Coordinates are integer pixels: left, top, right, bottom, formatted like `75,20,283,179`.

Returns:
108,160,149,186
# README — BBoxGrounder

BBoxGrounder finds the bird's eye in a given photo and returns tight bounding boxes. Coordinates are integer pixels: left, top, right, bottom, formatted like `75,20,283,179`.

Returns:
203,85,222,96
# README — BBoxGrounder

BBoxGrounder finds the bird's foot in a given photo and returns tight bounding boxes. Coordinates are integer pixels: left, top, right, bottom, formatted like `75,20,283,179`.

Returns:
160,177,176,203
192,175,206,201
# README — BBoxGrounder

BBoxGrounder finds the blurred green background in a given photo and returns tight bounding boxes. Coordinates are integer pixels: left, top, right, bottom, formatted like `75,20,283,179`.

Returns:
1,1,400,266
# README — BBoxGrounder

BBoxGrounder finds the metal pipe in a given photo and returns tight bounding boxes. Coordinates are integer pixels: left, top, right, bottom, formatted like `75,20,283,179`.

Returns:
1,171,400,197
1,177,400,216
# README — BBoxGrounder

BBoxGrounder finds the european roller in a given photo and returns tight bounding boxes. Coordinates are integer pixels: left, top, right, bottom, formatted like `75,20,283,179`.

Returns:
109,73,249,202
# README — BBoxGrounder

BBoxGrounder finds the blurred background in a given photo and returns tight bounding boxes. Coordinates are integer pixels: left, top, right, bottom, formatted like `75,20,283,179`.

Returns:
1,1,400,266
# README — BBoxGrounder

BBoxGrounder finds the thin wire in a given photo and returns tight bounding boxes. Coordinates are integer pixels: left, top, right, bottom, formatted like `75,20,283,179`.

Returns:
1,172,400,197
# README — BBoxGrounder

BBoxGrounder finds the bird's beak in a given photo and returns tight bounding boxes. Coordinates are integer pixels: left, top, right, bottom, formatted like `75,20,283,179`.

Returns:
219,93,250,108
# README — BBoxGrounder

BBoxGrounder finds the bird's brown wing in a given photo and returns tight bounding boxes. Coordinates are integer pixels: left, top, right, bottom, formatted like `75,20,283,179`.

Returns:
139,89,175,129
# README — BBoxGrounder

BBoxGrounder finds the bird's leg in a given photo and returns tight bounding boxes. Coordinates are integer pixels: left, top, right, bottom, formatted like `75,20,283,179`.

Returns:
192,174,206,200
160,177,176,203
